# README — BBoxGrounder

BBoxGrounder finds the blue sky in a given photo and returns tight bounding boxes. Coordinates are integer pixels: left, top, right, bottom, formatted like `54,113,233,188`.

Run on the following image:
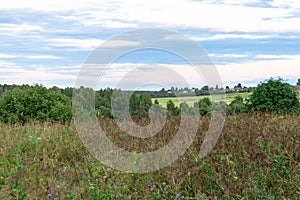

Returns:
0,0,300,89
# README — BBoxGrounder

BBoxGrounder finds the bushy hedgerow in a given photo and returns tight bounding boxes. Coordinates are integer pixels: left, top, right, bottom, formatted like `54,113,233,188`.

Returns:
247,78,299,114
0,85,72,124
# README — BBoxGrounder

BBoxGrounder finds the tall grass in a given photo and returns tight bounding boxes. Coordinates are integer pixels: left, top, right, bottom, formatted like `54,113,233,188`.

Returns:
0,113,299,199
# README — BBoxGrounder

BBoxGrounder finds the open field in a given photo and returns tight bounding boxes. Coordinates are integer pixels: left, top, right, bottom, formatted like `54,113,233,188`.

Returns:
0,113,299,199
153,91,300,107
152,93,252,107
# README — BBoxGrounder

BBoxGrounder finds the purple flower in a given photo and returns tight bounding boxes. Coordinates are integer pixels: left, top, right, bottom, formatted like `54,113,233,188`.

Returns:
46,193,51,200
150,187,155,191
176,194,180,198
107,168,112,173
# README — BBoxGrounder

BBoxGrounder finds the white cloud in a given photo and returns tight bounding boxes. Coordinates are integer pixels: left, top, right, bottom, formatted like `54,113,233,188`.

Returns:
216,55,300,83
192,34,273,41
25,55,62,59
1,0,300,32
0,54,62,60
0,54,17,58
255,54,298,59
74,55,300,89
0,68,76,84
46,38,104,51
209,53,249,58
0,23,44,35
46,38,140,50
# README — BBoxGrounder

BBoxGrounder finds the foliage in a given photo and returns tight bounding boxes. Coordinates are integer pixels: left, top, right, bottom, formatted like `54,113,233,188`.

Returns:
196,97,212,116
227,95,247,114
247,78,299,114
0,85,72,124
166,100,180,116
95,88,113,118
138,93,153,118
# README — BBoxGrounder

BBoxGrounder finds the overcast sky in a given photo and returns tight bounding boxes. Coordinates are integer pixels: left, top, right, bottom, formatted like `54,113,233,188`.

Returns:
0,0,300,89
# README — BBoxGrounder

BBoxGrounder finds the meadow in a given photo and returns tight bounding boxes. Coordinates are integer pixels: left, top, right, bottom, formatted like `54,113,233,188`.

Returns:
0,113,299,199
152,93,251,107
153,91,300,108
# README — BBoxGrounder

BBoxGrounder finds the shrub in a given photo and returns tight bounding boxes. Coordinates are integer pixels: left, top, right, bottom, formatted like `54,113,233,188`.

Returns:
166,100,180,116
0,85,72,124
197,97,212,116
247,78,299,114
227,96,247,114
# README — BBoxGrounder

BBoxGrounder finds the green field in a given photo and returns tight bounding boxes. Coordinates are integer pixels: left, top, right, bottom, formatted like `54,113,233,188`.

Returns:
152,92,251,107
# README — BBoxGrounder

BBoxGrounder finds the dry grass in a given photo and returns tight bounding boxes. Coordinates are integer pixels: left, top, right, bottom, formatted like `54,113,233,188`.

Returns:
0,113,299,199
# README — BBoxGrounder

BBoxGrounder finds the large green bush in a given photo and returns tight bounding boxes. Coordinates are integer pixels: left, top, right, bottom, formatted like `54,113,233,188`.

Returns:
0,85,72,124
247,78,299,114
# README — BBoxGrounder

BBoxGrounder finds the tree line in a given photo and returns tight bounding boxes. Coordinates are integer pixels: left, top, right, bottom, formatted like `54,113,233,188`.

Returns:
0,78,299,124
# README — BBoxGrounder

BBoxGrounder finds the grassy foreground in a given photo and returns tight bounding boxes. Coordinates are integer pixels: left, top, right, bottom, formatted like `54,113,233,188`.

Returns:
0,114,299,199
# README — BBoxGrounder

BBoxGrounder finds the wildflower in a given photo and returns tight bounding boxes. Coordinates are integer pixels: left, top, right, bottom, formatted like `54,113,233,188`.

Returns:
162,182,166,186
256,136,263,140
107,168,112,173
176,194,180,199
0,176,3,179
150,187,155,192
46,193,51,200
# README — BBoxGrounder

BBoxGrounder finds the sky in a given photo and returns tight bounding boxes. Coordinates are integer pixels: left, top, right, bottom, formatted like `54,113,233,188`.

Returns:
0,0,300,90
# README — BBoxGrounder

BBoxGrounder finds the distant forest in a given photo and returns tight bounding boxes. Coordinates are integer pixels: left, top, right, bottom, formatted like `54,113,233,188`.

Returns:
0,83,254,99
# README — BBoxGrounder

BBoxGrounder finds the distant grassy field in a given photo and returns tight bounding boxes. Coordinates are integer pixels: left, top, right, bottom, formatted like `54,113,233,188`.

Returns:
152,92,251,107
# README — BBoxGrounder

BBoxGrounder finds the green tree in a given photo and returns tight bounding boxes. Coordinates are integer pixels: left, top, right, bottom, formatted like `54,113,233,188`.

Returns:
166,100,180,116
0,85,72,124
297,78,300,86
129,93,140,116
247,78,299,114
138,93,152,118
95,88,113,118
